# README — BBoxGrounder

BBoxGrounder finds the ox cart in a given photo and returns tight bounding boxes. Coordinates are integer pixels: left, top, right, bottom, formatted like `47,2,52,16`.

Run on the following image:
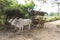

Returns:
31,10,48,28
6,10,48,32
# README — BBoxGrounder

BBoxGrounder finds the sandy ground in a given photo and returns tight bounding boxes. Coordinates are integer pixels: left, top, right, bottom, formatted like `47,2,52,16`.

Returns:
0,20,60,40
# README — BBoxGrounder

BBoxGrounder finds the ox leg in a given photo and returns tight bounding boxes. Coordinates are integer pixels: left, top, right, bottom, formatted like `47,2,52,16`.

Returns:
18,27,21,32
21,25,24,32
28,24,31,30
40,24,44,28
17,25,22,32
41,24,44,28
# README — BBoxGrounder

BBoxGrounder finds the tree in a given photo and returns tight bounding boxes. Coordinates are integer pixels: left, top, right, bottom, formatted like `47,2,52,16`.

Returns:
0,0,35,24
18,0,35,18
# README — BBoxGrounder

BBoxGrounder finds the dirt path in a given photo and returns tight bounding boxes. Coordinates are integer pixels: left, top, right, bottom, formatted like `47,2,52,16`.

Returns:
0,20,60,40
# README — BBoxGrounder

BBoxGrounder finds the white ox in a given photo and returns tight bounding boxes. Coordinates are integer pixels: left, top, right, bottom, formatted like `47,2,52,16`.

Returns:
16,18,32,31
8,18,32,32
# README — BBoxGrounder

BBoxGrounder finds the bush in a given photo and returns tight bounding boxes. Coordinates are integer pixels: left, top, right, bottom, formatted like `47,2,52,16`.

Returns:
46,15,60,22
49,12,55,16
49,12,59,16
0,15,6,25
55,16,60,20
57,24,60,28
46,16,56,22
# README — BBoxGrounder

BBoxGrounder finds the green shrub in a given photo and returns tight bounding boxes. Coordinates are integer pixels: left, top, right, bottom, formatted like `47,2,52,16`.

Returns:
46,16,56,22
55,16,60,20
46,15,60,22
49,12,55,16
0,15,6,25
57,24,60,28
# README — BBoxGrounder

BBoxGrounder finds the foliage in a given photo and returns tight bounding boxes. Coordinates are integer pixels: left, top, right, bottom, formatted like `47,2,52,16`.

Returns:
49,12,55,16
46,16,56,22
20,0,35,18
46,15,60,22
48,12,60,16
0,0,35,24
55,16,60,20
57,24,60,28
0,0,16,12
4,0,35,19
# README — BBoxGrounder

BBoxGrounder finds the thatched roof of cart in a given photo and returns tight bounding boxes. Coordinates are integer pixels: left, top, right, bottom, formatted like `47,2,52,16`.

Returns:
31,10,48,16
